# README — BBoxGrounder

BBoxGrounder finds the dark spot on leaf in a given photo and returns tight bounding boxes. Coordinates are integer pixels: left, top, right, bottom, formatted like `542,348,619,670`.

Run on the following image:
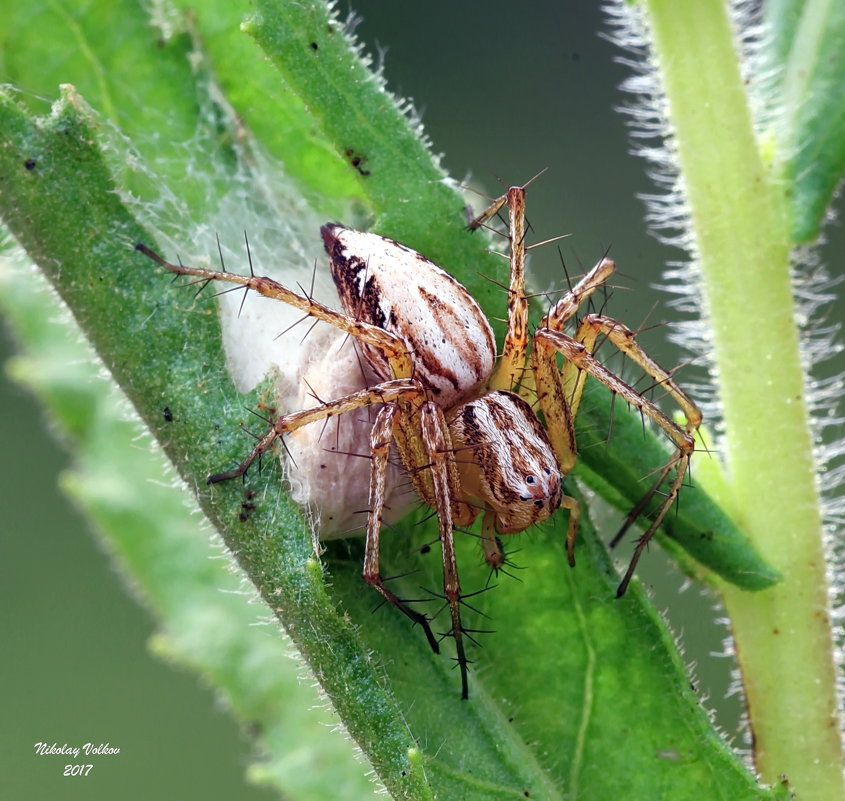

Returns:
162,406,173,422
24,158,37,171
310,41,319,50
343,147,371,176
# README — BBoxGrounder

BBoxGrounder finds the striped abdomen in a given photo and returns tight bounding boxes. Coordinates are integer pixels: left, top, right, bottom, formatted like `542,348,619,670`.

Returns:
322,225,496,408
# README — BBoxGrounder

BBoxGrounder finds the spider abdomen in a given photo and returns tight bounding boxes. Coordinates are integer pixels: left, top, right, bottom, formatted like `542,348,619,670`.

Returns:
322,225,496,408
449,390,562,534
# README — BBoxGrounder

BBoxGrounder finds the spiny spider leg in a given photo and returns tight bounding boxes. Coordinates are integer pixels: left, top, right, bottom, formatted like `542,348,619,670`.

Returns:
137,242,452,529
469,184,536,395
364,404,441,654
489,186,530,394
610,458,680,590
206,379,422,484
567,314,701,431
542,256,617,332
421,401,470,698
135,243,415,380
568,316,701,594
533,323,700,596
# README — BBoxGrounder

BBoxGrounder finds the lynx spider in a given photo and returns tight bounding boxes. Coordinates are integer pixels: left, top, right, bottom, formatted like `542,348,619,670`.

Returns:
137,185,701,699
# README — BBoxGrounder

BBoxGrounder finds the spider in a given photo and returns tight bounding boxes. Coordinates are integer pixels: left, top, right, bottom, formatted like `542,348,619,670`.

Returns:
136,184,701,699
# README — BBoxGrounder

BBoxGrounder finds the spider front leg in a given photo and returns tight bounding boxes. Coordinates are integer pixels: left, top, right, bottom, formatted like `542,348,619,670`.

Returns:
470,185,530,394
420,402,471,699
363,404,442,657
570,315,701,580
533,319,701,596
365,397,472,698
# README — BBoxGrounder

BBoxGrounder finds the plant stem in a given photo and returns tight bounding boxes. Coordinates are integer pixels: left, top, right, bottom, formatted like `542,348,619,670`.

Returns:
644,1,843,798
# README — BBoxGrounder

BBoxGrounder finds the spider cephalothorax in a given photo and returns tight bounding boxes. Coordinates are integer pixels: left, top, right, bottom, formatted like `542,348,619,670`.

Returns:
137,184,700,698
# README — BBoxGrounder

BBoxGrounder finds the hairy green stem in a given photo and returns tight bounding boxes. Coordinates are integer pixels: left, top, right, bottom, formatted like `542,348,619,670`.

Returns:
644,1,843,798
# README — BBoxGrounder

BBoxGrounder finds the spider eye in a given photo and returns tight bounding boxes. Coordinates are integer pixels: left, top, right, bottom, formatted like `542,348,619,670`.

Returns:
544,467,551,475
526,475,536,485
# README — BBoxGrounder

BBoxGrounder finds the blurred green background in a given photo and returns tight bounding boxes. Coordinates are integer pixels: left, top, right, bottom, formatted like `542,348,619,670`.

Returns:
2,1,842,798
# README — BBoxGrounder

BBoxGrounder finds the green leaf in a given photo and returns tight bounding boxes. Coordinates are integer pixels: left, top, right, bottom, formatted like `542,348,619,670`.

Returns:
0,242,373,799
760,0,845,242
0,0,357,216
